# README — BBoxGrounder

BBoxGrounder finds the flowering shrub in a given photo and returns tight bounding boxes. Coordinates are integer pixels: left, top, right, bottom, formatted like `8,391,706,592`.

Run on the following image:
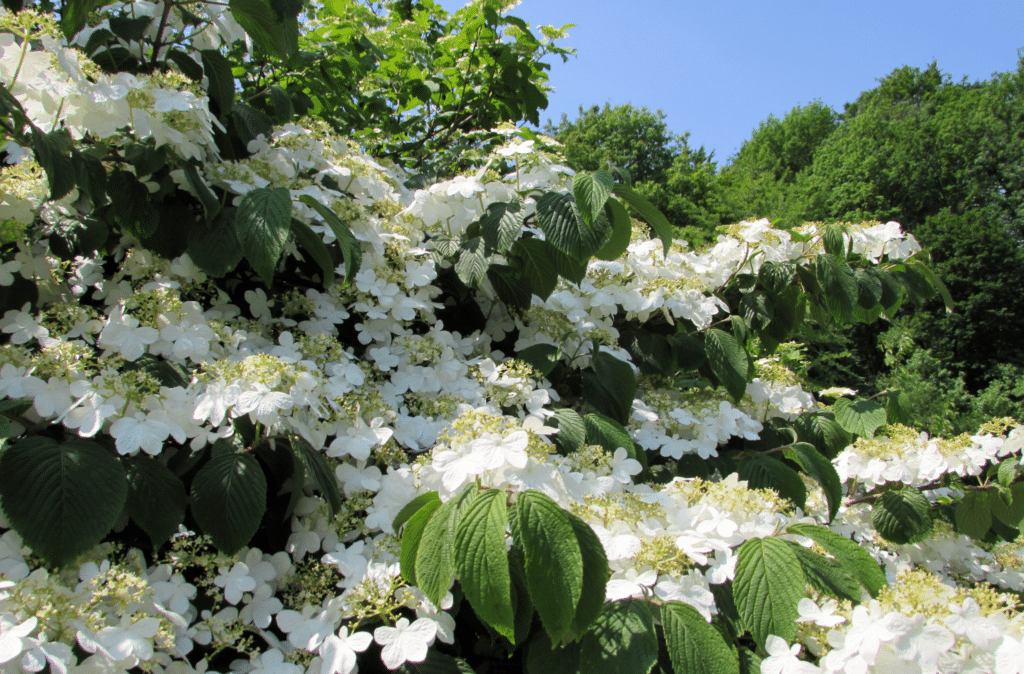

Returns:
0,1,1022,673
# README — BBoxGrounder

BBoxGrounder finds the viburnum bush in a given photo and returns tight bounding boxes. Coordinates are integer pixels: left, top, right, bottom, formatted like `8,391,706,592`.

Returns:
0,1,1023,673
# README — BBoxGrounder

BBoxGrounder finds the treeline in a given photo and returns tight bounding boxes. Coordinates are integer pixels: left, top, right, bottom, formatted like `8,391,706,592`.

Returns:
545,57,1024,434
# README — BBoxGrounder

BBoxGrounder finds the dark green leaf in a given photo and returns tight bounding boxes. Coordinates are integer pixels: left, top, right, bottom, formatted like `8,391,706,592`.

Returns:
526,631,580,674
480,200,524,254
590,351,637,424
230,0,296,59
536,191,610,261
737,455,806,511
125,455,187,548
121,353,189,388
511,237,559,300
234,187,292,286
290,218,335,285
566,514,609,639
594,198,632,261
662,601,738,674
188,211,243,277
551,408,586,455
612,184,673,257
518,343,560,378
166,48,203,80
790,543,860,602
822,224,846,259
231,102,275,146
415,485,480,607
107,170,158,239
179,161,221,223
955,491,993,539
0,437,127,567
488,264,532,312
793,411,850,459
60,0,95,39
872,486,934,545
455,236,488,287
290,435,342,516
705,329,749,402
190,449,267,555
884,389,913,426
579,600,657,674
109,15,152,41
816,255,857,324
201,50,235,116
298,195,362,285
783,442,843,522
31,129,76,201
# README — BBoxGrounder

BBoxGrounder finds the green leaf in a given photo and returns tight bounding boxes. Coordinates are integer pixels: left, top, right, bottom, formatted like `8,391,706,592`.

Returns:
289,435,342,517
400,498,441,587
60,0,95,38
179,161,222,223
855,268,883,309
536,191,611,261
455,236,488,287
579,600,657,674
188,211,244,277
109,15,152,41
783,442,843,522
290,218,335,286
758,261,796,295
872,486,934,545
584,413,635,457
787,523,886,597
612,184,673,258
908,258,955,313
30,129,75,200
480,200,524,254
511,237,559,300
518,343,560,378
455,490,515,641
822,224,846,260
393,492,442,533
816,255,857,324
989,483,1024,527
517,490,583,644
590,351,637,424
298,195,362,285
704,329,748,402
0,437,127,567
190,449,268,555
201,50,236,116
234,187,292,286
998,458,1023,489
573,171,615,226
107,170,158,239
793,411,851,459
789,543,861,602
566,514,609,639
526,631,580,674
884,389,913,426
125,455,187,548
594,198,632,261
231,102,275,146
398,651,476,674
166,48,203,81
832,398,887,439
121,353,190,388
415,485,480,607
662,601,739,674
737,455,806,511
955,491,993,539
230,0,296,59
733,537,804,646
551,407,586,455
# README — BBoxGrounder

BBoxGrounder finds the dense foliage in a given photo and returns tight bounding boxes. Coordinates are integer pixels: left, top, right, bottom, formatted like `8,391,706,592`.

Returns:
0,2,1023,674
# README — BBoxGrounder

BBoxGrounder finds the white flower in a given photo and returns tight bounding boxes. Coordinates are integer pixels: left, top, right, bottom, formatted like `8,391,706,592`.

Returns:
213,563,256,605
318,627,372,674
109,413,171,455
761,636,820,674
797,598,845,628
373,618,436,670
0,614,37,664
248,648,302,674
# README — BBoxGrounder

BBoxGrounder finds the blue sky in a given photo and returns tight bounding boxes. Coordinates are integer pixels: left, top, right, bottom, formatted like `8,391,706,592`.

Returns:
437,0,1024,165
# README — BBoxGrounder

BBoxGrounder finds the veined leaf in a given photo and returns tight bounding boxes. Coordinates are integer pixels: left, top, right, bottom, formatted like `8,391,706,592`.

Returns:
594,198,632,261
579,600,657,674
536,191,611,261
516,490,583,643
107,170,158,239
573,171,614,226
662,601,738,674
566,514,609,639
816,255,857,324
234,187,292,286
737,454,806,511
783,442,843,522
955,491,993,539
455,236,488,288
705,329,748,402
510,237,559,300
790,543,860,602
832,398,887,439
551,407,586,455
480,200,524,254
454,490,515,641
590,351,637,424
31,128,75,200
872,485,934,545
525,630,580,674
393,492,442,533
190,449,267,555
415,485,480,607
0,437,127,567
230,0,296,59
517,343,560,378
787,523,886,597
188,211,244,277
125,455,187,548
200,50,235,116
793,411,851,459
733,537,804,646
487,264,532,312
822,224,846,260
